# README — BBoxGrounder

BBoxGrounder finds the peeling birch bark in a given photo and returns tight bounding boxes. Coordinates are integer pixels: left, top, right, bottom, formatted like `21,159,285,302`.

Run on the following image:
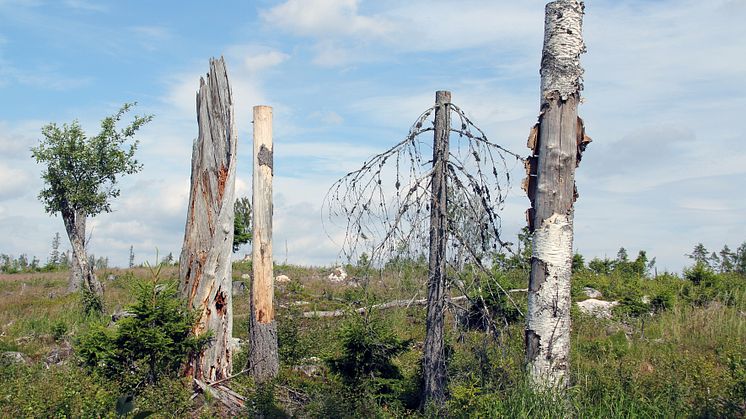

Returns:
179,57,236,382
248,105,279,382
540,0,586,104
526,214,573,388
525,0,586,390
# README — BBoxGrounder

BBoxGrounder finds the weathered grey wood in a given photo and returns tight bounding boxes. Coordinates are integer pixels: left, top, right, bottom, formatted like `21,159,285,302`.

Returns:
301,295,469,318
525,0,586,390
179,56,237,383
248,105,279,382
422,90,451,408
193,378,246,412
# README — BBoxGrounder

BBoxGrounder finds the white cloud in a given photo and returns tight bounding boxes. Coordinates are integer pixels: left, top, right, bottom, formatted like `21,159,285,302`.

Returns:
243,50,290,73
261,0,392,39
0,165,32,200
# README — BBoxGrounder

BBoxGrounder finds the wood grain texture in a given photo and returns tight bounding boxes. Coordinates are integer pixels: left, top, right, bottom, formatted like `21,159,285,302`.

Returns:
179,56,237,382
248,105,279,382
422,90,451,408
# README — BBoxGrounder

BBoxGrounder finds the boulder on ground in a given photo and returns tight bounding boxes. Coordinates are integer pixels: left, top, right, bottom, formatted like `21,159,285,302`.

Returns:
1,351,29,365
232,281,246,296
576,298,619,319
582,287,602,299
328,267,347,283
111,309,135,322
275,274,291,284
45,341,73,368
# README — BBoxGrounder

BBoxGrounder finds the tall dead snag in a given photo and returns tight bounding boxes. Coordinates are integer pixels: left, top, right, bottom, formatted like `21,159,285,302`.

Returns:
524,0,590,390
248,105,279,382
422,90,450,406
179,57,237,383
324,90,524,410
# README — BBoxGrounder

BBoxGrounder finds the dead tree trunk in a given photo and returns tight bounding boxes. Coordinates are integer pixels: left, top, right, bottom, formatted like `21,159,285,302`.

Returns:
524,0,587,390
248,105,279,382
421,90,451,408
179,57,237,383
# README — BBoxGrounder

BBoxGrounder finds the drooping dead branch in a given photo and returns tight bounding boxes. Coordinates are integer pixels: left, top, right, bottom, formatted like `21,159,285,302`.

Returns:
323,91,526,408
323,101,524,269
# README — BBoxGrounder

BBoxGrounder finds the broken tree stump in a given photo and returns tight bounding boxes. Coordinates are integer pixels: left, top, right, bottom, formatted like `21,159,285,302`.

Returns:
179,56,237,382
525,0,587,390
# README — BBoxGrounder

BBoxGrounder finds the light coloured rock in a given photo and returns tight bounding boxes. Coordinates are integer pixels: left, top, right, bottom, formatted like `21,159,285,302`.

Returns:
275,274,290,284
230,337,243,351
240,273,250,280
111,309,136,322
641,295,651,304
45,341,73,368
328,266,347,283
582,287,602,299
576,298,619,319
1,351,29,365
232,281,246,296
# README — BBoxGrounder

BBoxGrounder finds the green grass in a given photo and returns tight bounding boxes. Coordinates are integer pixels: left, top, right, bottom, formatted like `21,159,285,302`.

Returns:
0,262,744,417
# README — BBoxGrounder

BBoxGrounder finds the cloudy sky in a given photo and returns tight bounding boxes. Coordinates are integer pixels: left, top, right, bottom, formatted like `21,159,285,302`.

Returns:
0,0,743,272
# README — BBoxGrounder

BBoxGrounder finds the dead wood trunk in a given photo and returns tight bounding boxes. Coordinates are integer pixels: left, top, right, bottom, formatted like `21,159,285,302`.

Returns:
302,295,470,318
421,90,451,408
179,57,237,383
248,105,279,382
524,0,587,390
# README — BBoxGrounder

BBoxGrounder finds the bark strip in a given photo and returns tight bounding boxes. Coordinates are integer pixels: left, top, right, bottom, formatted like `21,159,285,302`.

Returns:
179,56,237,382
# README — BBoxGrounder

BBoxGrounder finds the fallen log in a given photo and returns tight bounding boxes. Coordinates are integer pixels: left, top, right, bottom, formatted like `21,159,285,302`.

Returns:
300,289,528,318
193,379,246,412
302,295,468,318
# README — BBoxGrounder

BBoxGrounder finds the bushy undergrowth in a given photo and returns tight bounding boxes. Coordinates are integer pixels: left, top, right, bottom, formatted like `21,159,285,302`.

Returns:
1,253,744,417
77,277,207,392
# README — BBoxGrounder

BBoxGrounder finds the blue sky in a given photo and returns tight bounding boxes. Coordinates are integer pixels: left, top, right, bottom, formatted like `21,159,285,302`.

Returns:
0,0,744,272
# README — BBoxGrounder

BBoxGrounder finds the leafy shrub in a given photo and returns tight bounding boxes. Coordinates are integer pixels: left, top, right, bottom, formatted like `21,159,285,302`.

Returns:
76,277,207,392
684,261,716,286
614,297,649,318
51,320,68,341
0,363,117,418
277,308,308,367
247,383,288,419
81,286,104,315
328,313,411,407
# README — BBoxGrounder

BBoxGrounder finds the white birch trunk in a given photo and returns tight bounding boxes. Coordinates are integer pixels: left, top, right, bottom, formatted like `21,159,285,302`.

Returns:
525,0,586,390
